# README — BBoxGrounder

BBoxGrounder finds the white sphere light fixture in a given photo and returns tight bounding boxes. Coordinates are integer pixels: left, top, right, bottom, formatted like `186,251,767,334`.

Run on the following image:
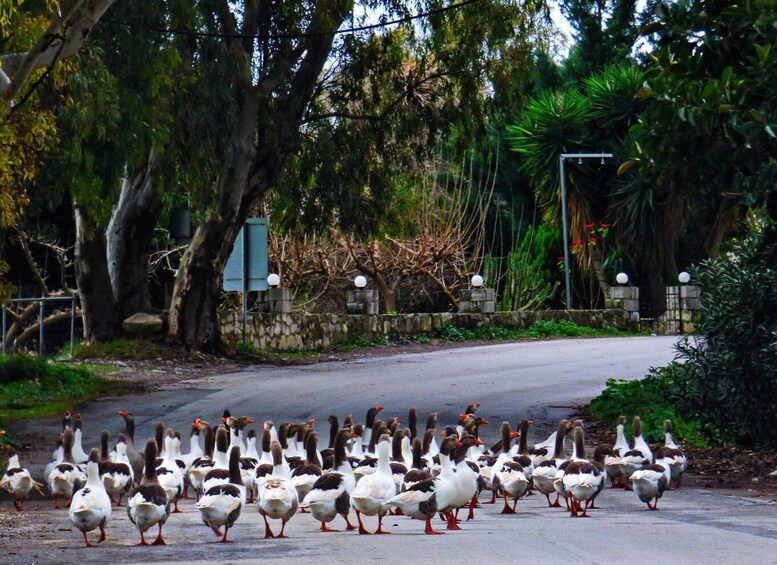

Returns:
354,275,367,288
471,274,484,288
616,272,629,285
267,273,280,287
678,271,691,284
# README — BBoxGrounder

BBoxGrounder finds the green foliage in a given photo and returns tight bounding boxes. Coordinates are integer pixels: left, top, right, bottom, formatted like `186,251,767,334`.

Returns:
589,365,709,446
485,221,561,310
0,355,116,424
668,230,777,447
436,319,627,342
335,334,387,351
74,338,189,361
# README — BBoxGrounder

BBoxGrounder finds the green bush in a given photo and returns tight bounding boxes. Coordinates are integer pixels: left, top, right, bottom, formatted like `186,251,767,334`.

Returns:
669,232,777,448
590,364,708,447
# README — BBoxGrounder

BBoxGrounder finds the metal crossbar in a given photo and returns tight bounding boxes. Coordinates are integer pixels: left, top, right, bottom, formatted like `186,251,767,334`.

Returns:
1,295,78,358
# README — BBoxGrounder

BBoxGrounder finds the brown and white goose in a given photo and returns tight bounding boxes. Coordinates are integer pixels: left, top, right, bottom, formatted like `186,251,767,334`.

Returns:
127,439,170,545
1,451,42,511
605,416,629,487
196,445,246,542
118,411,145,481
189,422,215,499
69,448,112,547
361,406,385,448
301,429,358,532
629,461,671,510
560,427,604,518
350,434,396,534
257,441,299,538
98,430,133,506
617,416,653,482
289,431,323,504
48,429,86,509
156,430,185,513
531,419,573,507
656,419,687,488
201,427,232,493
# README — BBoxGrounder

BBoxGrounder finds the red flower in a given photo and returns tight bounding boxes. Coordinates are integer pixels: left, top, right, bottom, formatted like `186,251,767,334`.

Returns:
599,222,611,228
584,222,595,230
589,236,599,244
572,239,584,246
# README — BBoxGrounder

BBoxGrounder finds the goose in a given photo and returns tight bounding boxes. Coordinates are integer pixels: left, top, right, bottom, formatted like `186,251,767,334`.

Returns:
347,423,366,463
605,416,629,487
127,439,170,545
153,422,166,458
449,435,483,525
289,431,323,504
254,429,281,490
1,452,43,511
301,429,358,532
201,427,231,493
240,429,260,502
532,419,573,507
196,445,246,542
408,407,418,440
383,436,459,535
156,430,185,513
44,436,64,484
629,462,671,510
657,419,687,488
588,446,612,509
561,427,604,518
48,429,86,508
118,411,145,480
180,420,204,499
189,423,215,498
389,429,409,493
352,422,388,482
617,417,653,482
488,422,520,495
98,430,133,506
69,448,112,547
319,415,340,467
350,434,395,534
235,416,254,453
510,419,535,483
492,444,530,514
72,413,89,465
401,437,432,492
553,421,586,510
425,412,440,457
257,441,299,538
361,406,384,448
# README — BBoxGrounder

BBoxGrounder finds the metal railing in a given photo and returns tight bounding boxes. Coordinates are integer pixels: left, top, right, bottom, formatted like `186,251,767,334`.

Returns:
2,295,79,358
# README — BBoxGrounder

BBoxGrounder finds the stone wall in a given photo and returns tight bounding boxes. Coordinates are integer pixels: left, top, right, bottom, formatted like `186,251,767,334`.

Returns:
219,309,636,352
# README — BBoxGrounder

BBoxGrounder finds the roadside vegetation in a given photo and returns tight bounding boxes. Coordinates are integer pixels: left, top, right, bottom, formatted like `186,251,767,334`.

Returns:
0,355,126,430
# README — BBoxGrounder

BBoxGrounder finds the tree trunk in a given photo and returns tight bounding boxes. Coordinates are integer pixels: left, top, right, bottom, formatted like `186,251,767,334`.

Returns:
107,151,162,319
74,205,120,343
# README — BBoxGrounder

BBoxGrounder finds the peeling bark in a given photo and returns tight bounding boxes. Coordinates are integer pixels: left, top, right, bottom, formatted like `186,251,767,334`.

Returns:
107,151,162,319
74,205,120,343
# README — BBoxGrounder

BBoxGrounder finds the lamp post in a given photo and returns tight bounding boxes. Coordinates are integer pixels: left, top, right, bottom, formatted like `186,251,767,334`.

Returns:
559,153,613,310
678,271,690,334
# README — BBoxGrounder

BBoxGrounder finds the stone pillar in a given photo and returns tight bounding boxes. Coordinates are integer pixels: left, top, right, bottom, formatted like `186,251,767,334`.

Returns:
679,284,701,333
268,288,292,313
458,288,496,314
346,289,379,315
605,286,640,322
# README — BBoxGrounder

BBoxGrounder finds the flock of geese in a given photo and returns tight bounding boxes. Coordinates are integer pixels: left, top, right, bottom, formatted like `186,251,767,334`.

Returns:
0,406,687,546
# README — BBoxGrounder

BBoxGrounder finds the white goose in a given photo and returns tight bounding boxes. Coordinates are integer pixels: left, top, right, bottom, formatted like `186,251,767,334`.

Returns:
350,434,395,534
301,429,358,532
44,436,64,484
72,413,89,465
98,430,133,506
69,448,112,547
156,430,185,513
201,427,231,493
189,423,215,498
1,451,42,511
492,424,530,515
48,429,86,509
196,445,246,542
257,441,299,538
383,436,459,535
127,439,170,545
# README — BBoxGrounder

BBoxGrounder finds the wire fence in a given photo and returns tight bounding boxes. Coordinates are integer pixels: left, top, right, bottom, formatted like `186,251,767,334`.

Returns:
1,295,80,358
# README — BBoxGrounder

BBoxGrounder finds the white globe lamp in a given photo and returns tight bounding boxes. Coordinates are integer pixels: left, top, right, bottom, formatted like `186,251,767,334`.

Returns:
354,275,367,288
267,273,280,287
616,272,629,285
471,274,484,288
678,271,691,284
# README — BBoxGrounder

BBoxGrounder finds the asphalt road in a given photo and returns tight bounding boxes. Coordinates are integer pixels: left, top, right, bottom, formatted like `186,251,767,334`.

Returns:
8,335,777,564
75,335,682,450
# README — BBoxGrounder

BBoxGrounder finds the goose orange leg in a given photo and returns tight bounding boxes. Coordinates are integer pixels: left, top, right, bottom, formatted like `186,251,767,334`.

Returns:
445,511,461,530
355,509,371,535
136,531,150,546
343,513,358,531
484,490,497,504
151,522,167,545
81,531,97,548
500,494,516,515
467,495,478,520
374,513,391,534
320,521,338,532
277,519,290,539
219,525,234,543
424,516,444,535
262,513,275,538
98,524,107,543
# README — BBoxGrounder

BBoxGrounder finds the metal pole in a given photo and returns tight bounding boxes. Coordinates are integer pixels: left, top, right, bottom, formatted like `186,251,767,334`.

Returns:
2,305,6,354
242,231,248,344
678,284,684,335
559,155,573,310
39,299,45,356
70,295,76,359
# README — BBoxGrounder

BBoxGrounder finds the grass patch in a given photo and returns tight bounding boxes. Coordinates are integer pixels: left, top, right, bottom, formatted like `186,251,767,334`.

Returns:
436,319,634,342
0,354,131,429
334,334,387,351
589,364,708,447
73,338,190,361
